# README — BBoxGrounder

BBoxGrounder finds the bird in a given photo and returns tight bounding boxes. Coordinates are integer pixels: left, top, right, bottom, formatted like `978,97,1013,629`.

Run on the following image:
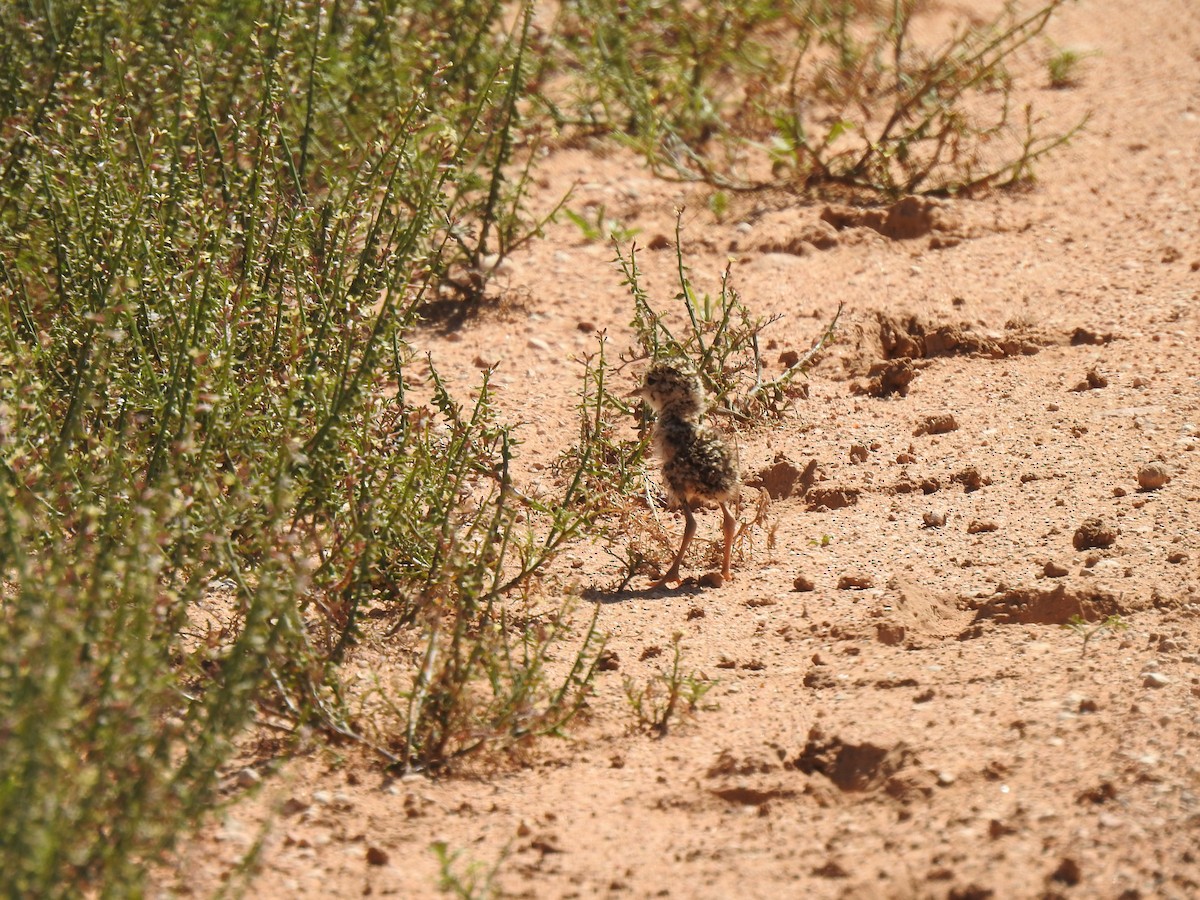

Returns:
630,362,739,588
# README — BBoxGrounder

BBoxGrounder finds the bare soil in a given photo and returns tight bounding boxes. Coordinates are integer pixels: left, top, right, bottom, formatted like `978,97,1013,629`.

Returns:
172,2,1200,897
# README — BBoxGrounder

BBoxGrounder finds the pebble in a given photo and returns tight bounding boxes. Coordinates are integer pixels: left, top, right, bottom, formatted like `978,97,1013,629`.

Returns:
1137,462,1171,490
1073,517,1117,551
1143,672,1171,688
923,509,947,528
967,519,998,534
527,337,552,352
837,574,874,590
1044,560,1070,578
366,846,390,866
792,575,816,592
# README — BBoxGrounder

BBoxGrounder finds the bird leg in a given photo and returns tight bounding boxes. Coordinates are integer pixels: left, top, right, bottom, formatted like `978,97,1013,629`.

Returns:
720,501,735,582
651,501,696,589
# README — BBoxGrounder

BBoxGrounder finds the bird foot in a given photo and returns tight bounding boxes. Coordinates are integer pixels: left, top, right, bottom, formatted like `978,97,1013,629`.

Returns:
648,571,682,591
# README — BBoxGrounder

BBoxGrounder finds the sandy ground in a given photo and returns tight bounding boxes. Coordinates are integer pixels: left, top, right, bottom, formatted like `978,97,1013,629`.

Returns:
171,1,1200,897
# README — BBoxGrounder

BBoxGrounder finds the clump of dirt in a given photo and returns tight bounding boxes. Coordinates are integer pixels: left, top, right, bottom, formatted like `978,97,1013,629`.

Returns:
820,196,960,241
963,583,1130,631
747,454,816,500
807,485,861,511
793,728,921,794
739,213,840,254
854,358,923,397
1137,462,1171,491
913,413,959,436
1073,517,1118,550
871,578,966,642
848,313,1055,395
1070,368,1109,391
876,313,1049,361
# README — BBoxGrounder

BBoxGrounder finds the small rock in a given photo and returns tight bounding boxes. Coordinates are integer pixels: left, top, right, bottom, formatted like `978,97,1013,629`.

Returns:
1143,672,1170,688
989,819,1017,839
1070,369,1108,392
576,320,596,333
596,650,620,672
698,572,724,589
952,466,987,492
1051,858,1082,887
646,233,672,250
923,509,947,528
793,575,816,592
936,771,956,787
527,337,552,352
778,349,800,369
1073,517,1117,551
837,574,874,590
913,413,959,436
849,443,869,463
1043,560,1069,578
366,846,389,866
1137,462,1171,491
1167,551,1189,564
1070,327,1114,346
280,797,310,816
876,622,906,645
236,768,262,790
967,519,998,534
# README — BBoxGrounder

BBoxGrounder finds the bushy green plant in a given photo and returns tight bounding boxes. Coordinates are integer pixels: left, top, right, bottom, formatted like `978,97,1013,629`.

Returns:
545,0,1083,196
0,1,602,893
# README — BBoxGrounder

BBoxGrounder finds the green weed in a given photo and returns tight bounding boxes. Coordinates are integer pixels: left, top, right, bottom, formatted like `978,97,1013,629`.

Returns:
624,633,715,735
1062,613,1129,657
563,204,642,244
432,840,507,899
1047,46,1094,88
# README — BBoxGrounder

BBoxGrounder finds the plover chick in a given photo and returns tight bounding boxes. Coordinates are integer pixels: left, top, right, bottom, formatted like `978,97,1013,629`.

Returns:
631,363,739,588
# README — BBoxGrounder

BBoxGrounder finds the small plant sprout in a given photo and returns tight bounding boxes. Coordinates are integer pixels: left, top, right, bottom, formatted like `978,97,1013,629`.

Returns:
1047,46,1095,89
1062,613,1129,657
431,840,507,899
624,633,715,735
563,203,641,243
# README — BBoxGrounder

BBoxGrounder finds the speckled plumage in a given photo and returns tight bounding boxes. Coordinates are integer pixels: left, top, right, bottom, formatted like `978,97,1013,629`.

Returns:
633,363,739,587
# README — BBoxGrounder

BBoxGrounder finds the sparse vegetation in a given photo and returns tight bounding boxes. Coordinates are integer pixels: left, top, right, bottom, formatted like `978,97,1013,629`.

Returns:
0,0,1085,893
548,0,1085,196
